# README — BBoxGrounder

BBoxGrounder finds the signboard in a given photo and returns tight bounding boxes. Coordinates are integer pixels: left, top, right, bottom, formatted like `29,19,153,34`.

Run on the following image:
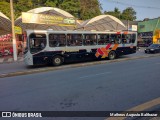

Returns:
22,12,76,26
131,25,137,31
14,26,22,34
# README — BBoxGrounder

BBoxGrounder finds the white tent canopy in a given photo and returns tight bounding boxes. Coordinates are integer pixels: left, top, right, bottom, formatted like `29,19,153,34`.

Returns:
15,7,79,31
0,9,127,35
77,15,126,31
0,12,11,35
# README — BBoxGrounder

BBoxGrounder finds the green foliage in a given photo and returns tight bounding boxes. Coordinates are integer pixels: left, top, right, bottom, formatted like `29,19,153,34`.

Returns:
80,0,101,20
44,0,57,7
60,0,80,18
0,0,101,20
104,7,121,19
104,7,136,21
14,0,33,18
0,1,10,18
121,7,136,21
44,0,63,7
0,0,136,21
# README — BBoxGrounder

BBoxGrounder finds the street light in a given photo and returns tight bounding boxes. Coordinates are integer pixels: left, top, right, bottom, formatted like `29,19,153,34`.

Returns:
10,0,17,61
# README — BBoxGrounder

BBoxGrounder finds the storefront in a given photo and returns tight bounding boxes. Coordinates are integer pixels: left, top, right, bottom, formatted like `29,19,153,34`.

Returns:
0,34,23,56
138,18,160,44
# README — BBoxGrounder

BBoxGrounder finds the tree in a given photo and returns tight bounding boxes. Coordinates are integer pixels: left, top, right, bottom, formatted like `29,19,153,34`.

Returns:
0,1,10,18
121,7,136,21
104,7,121,19
45,0,63,7
0,0,102,20
60,0,80,18
45,0,57,7
79,0,101,20
14,0,33,19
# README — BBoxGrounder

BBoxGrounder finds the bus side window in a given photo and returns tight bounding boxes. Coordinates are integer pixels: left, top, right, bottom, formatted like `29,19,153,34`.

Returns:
122,34,132,44
122,34,127,44
49,34,66,47
116,34,121,44
67,34,82,46
59,34,66,46
84,34,97,46
110,34,117,44
126,34,131,44
91,34,97,45
98,34,109,45
131,34,136,43
49,34,56,47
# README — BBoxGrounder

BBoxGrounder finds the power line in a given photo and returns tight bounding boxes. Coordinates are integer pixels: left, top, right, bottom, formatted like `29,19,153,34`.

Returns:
107,0,160,9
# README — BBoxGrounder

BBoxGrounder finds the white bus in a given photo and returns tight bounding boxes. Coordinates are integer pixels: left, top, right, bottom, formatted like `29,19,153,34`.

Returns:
23,30,137,66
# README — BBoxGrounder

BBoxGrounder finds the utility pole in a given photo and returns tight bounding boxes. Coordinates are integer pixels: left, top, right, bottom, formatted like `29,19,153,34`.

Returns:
10,0,17,61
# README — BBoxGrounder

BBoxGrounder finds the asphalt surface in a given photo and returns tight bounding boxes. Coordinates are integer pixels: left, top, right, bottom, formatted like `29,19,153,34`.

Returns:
0,55,160,120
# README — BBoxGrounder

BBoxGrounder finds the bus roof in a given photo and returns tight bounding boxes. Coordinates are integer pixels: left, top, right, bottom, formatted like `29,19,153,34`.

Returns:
24,29,137,34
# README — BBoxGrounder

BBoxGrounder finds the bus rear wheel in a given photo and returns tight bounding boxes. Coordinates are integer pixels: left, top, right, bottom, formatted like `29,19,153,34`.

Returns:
52,56,63,66
108,51,116,60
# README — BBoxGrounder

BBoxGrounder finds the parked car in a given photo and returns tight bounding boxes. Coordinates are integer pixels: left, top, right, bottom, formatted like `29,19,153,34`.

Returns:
144,44,160,53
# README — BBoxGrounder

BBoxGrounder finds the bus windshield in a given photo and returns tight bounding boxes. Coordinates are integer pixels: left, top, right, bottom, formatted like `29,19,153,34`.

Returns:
29,33,46,54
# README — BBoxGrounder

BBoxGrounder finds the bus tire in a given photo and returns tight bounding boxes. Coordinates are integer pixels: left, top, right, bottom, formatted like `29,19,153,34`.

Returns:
108,51,116,60
52,56,63,66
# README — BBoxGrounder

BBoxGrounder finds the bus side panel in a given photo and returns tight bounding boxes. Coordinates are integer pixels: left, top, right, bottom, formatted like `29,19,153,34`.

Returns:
33,52,47,65
116,46,137,56
32,51,62,65
64,51,97,63
32,50,98,65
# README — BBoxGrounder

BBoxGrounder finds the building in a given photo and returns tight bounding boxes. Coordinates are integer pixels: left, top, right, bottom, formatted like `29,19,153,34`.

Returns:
138,18,160,44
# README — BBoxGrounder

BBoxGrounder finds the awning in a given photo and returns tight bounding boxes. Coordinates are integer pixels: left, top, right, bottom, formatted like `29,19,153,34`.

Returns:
15,7,80,31
0,12,11,35
77,15,126,31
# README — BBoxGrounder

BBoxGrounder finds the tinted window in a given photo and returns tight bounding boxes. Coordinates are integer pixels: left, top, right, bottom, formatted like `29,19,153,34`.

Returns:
98,34,110,45
29,33,46,54
131,34,136,43
67,34,82,46
49,34,66,47
122,34,131,44
110,34,121,44
84,34,97,46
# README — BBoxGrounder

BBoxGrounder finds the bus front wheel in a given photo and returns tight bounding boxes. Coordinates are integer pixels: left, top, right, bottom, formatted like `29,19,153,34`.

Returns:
108,51,116,60
52,56,63,66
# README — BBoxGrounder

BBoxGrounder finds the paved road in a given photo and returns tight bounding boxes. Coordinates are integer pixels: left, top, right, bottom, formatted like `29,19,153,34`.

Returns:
0,56,160,120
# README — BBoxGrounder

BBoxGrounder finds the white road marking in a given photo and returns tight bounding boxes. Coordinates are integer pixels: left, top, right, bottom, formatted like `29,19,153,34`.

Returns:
79,72,111,79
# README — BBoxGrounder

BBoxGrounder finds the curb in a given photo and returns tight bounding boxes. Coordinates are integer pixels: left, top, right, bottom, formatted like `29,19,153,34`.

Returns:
0,54,160,78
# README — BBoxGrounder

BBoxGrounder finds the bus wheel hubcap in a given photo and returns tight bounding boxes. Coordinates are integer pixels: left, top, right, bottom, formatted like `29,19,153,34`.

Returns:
55,58,60,63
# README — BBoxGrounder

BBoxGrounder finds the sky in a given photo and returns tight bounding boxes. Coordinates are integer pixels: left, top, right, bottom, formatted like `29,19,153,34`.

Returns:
99,0,160,21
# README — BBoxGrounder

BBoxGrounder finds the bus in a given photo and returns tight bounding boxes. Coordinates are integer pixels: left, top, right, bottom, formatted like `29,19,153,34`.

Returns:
23,30,137,66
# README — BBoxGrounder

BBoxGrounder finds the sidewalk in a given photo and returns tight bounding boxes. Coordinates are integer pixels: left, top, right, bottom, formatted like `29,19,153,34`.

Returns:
0,56,24,64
